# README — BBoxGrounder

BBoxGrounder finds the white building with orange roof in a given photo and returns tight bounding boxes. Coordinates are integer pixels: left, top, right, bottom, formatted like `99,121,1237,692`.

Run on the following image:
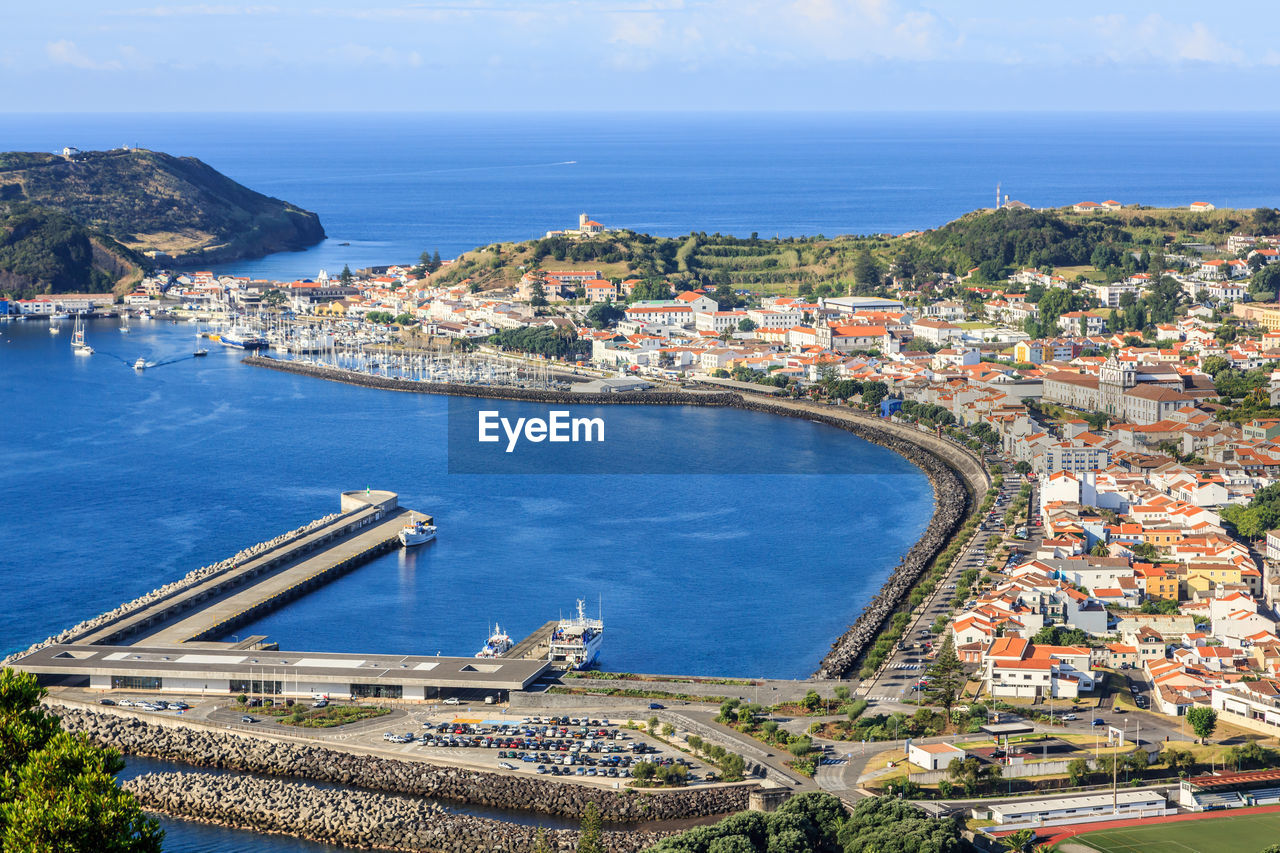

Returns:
672,290,718,313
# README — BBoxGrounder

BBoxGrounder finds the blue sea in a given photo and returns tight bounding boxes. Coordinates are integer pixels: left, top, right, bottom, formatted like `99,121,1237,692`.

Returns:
5,112,1280,280
4,111,1278,852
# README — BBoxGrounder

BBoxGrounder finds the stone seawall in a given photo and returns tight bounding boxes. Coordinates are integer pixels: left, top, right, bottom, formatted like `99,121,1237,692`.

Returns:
1,511,346,666
243,356,987,680
124,772,669,853
55,706,750,823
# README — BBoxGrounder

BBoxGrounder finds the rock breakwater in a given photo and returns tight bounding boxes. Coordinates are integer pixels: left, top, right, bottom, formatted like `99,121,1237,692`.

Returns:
55,706,749,823
124,772,669,852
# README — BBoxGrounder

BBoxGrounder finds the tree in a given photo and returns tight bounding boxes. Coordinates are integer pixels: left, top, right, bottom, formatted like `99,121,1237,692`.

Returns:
1186,706,1218,744
533,828,552,853
648,715,660,735
947,756,1000,796
631,761,656,783
1013,461,1032,475
787,736,814,757
262,288,287,311
585,301,623,329
576,802,602,853
738,318,757,332
1161,746,1196,776
1066,756,1091,786
924,635,966,722
0,669,162,851
1005,828,1037,852
339,264,353,285
853,250,881,292
530,277,548,307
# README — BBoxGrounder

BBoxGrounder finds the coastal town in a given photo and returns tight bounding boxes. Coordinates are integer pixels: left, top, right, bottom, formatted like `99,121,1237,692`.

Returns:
16,205,1280,851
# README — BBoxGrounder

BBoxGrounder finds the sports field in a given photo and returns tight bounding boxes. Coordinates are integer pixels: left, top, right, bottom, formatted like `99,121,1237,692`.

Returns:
1072,810,1280,852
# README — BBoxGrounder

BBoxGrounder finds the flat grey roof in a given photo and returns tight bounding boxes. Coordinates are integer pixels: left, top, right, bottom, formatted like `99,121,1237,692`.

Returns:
13,644,549,691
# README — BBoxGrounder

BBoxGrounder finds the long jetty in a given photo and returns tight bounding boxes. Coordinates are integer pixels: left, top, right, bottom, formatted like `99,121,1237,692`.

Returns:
76,490,420,647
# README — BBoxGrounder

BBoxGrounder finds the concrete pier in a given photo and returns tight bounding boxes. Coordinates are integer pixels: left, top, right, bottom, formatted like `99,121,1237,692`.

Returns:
76,491,421,647
504,621,557,662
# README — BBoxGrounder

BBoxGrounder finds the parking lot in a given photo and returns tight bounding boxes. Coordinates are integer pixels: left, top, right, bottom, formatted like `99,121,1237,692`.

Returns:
349,712,716,786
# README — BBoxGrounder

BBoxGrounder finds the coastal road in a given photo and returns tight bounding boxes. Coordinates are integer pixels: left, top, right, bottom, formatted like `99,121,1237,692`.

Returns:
857,460,1019,706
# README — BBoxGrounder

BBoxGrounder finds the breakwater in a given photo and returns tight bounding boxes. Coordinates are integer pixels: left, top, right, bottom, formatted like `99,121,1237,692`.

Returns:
55,706,751,823
0,512,345,666
124,772,668,853
243,356,986,678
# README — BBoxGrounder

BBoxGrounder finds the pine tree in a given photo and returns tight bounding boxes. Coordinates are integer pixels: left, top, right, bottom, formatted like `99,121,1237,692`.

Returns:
533,827,552,853
576,802,602,853
431,249,441,272
924,634,966,724
339,264,353,285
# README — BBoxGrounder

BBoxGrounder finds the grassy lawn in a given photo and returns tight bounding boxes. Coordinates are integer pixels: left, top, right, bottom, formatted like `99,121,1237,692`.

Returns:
1055,264,1107,283
1072,810,1280,852
254,703,392,728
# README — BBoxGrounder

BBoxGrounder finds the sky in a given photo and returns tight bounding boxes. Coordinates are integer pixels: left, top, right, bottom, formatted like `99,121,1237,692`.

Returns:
3,1,1279,112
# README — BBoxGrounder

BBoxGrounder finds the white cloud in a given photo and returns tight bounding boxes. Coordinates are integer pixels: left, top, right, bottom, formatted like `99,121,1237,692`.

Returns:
111,5,280,16
341,44,424,67
45,40,123,71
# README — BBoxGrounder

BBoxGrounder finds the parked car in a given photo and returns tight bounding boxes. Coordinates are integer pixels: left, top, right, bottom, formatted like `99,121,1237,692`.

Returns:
648,702,665,710
499,762,517,770
443,697,461,705
1061,713,1077,721
1091,718,1105,726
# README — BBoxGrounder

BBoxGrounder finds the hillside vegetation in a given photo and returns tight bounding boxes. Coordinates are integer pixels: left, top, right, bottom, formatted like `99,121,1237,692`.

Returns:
434,205,1278,299
0,202,145,298
0,149,325,265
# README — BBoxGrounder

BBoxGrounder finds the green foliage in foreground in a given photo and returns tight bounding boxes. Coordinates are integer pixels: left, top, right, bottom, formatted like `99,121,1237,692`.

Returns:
644,793,962,853
0,667,163,851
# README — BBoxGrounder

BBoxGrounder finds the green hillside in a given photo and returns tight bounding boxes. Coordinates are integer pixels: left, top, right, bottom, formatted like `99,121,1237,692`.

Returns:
0,148,325,265
434,205,1278,299
0,202,145,298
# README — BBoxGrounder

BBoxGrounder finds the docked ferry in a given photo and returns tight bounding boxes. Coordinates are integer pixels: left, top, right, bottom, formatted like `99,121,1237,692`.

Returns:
476,625,514,658
219,325,268,349
398,515,436,547
549,600,604,670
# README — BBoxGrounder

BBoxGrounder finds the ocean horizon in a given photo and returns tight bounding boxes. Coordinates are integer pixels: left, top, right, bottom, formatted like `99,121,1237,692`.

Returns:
4,111,1280,280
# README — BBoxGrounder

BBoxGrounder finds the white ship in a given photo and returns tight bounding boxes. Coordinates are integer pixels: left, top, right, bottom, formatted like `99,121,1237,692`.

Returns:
476,625,514,658
219,325,268,349
549,599,604,670
397,514,436,547
133,357,148,370
71,316,93,355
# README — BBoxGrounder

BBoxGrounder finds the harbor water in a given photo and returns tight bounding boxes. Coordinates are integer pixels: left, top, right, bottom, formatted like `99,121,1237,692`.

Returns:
0,318,934,678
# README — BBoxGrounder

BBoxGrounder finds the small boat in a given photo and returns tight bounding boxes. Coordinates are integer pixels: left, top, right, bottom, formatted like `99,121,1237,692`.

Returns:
476,625,514,658
193,348,208,357
139,310,152,320
133,357,147,370
398,514,436,547
50,312,70,321
71,316,93,355
49,325,60,334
